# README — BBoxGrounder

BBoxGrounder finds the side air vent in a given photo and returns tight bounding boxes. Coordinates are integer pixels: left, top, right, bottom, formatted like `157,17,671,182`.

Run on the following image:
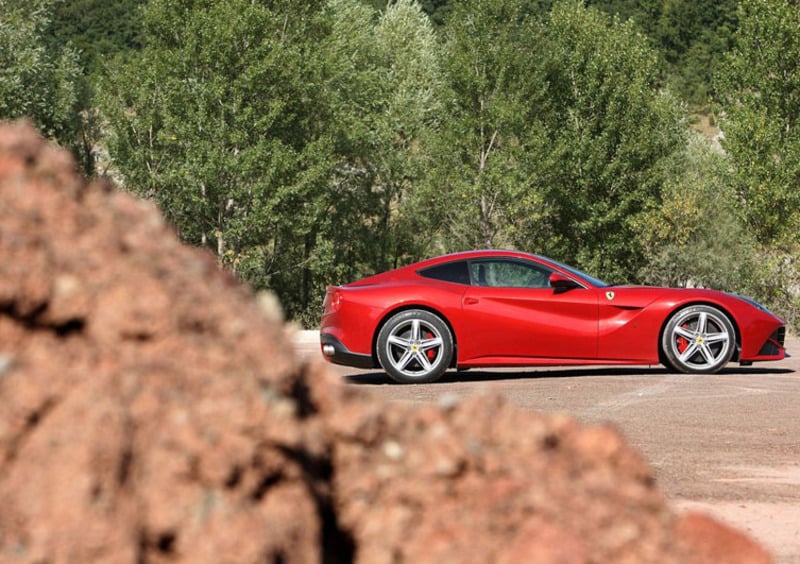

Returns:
758,327,786,356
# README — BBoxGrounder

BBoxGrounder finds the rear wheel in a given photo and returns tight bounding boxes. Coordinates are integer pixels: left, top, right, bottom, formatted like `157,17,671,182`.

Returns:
661,305,735,374
376,310,453,384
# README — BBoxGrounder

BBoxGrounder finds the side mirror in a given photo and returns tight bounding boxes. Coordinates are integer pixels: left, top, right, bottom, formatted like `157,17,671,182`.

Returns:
549,272,580,292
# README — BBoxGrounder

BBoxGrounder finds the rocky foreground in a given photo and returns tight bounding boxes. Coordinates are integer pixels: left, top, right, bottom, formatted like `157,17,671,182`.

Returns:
0,121,770,563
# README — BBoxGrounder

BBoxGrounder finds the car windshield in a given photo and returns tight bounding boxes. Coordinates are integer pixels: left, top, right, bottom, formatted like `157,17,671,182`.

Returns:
538,256,609,288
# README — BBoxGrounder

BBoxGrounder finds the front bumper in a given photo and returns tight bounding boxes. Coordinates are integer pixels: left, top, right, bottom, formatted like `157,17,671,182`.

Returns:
741,326,786,364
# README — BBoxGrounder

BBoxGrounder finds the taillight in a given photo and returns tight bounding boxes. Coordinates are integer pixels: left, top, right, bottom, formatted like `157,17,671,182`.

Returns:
324,288,342,313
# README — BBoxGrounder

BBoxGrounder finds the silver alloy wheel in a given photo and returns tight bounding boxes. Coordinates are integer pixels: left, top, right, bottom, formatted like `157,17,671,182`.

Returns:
376,309,453,383
385,318,444,378
663,305,734,373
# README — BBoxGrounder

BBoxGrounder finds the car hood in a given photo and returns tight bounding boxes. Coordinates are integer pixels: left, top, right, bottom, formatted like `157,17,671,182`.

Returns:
602,285,730,308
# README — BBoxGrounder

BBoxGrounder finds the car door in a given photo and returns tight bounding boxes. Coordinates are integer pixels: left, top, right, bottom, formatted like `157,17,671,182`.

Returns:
458,259,599,361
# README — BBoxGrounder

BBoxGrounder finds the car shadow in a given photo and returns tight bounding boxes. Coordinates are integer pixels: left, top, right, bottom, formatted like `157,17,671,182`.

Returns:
343,366,795,385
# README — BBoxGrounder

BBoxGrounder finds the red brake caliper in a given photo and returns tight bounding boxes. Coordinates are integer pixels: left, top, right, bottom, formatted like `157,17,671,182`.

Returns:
426,331,436,361
677,323,689,353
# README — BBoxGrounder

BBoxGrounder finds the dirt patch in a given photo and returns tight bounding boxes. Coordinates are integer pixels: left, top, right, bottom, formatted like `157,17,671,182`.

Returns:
0,120,771,562
680,464,800,562
675,500,800,562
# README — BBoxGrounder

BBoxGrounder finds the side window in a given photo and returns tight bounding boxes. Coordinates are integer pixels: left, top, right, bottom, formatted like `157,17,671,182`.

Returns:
418,261,470,285
470,260,552,288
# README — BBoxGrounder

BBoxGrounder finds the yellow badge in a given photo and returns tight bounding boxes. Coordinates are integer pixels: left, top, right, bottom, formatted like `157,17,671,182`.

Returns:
606,291,615,301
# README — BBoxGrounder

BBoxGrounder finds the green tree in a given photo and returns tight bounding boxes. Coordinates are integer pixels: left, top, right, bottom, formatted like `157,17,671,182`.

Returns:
429,0,546,251
715,0,800,247
0,0,86,161
432,0,684,282
47,0,146,75
262,0,445,318
524,1,685,281
637,135,758,291
101,0,444,323
417,0,452,25
368,0,445,265
101,0,335,318
714,0,800,330
411,0,741,107
654,0,738,106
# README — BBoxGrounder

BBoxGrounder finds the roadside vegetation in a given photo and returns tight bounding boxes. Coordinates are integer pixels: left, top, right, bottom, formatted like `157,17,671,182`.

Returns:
2,0,799,329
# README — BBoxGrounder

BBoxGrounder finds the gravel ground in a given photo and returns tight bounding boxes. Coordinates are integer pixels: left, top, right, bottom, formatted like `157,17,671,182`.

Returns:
297,331,800,563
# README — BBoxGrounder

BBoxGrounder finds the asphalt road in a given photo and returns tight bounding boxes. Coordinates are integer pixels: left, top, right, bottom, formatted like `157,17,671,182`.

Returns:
296,332,800,562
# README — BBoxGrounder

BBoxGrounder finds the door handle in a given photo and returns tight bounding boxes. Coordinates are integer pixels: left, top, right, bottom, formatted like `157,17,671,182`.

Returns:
463,297,479,305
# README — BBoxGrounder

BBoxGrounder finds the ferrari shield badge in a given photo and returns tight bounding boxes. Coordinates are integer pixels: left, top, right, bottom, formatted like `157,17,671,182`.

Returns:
606,291,615,301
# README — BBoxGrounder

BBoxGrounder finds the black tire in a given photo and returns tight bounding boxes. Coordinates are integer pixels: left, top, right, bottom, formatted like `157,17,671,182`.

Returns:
661,305,735,374
376,309,453,384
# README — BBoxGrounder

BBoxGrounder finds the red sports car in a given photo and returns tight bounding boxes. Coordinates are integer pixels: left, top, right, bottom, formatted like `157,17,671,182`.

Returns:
320,250,786,383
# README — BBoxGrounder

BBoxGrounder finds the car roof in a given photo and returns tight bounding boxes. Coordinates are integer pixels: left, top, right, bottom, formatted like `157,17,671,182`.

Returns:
414,249,537,268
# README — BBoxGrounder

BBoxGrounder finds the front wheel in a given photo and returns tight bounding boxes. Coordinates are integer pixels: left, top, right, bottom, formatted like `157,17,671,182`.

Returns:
376,310,453,384
661,305,735,374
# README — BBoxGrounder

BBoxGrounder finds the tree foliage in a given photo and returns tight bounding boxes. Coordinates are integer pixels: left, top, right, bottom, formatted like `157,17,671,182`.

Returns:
0,0,86,159
637,135,757,290
528,1,685,282
427,0,545,251
716,0,800,247
330,0,445,269
47,0,146,75
101,0,444,323
10,0,799,328
430,0,685,283
416,0,739,106
590,0,738,106
713,0,800,329
101,0,331,318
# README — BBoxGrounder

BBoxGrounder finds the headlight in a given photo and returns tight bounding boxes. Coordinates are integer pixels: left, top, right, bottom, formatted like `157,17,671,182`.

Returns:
731,293,773,315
